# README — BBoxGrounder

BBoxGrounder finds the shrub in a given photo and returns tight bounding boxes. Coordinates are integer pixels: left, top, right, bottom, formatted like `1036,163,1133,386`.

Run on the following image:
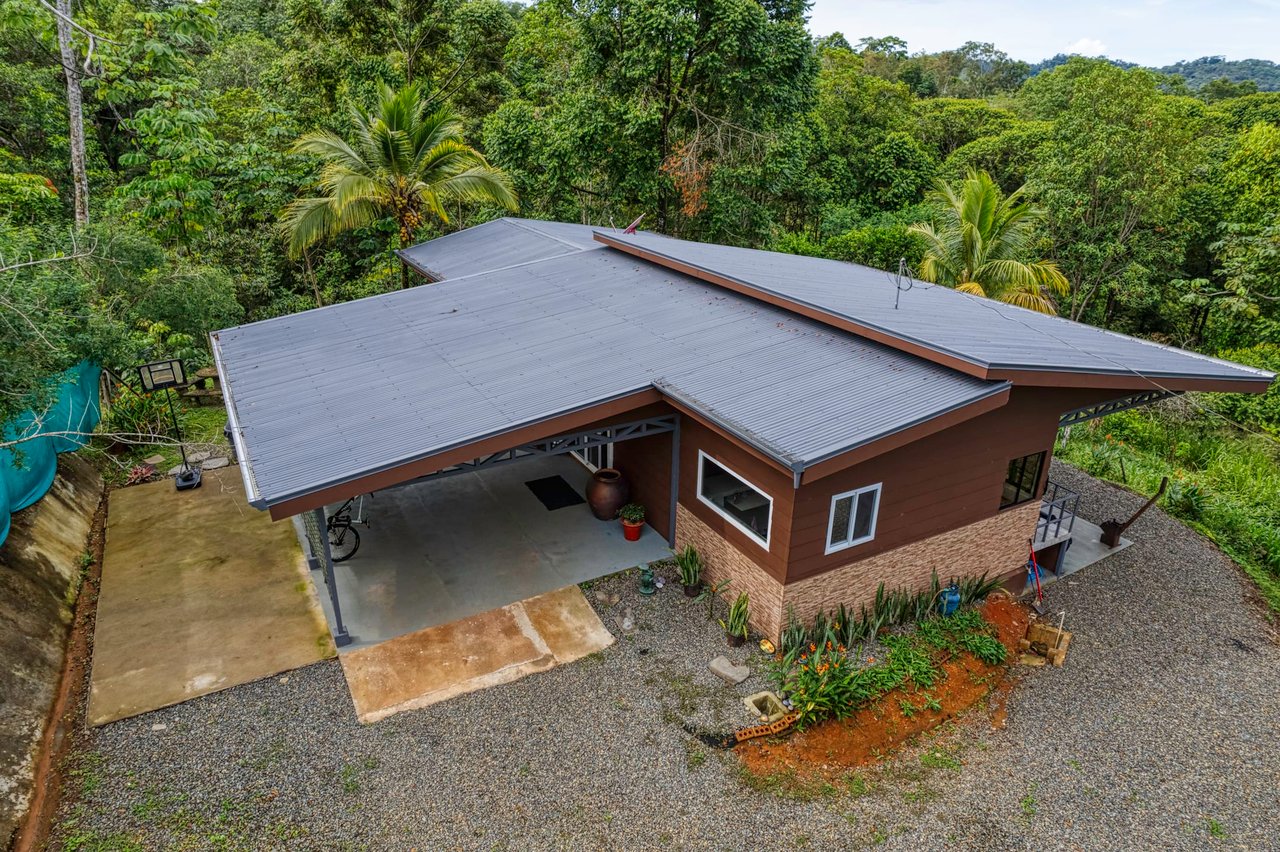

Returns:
673,544,703,587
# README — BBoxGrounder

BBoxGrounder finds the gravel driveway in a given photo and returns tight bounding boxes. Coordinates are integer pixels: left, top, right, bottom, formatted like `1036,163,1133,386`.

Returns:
51,464,1280,850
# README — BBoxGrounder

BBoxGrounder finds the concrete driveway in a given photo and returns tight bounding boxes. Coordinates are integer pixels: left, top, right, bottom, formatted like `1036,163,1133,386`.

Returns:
88,468,334,725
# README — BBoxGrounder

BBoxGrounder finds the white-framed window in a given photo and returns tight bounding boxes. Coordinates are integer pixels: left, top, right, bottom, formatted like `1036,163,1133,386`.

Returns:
825,483,882,555
696,450,772,549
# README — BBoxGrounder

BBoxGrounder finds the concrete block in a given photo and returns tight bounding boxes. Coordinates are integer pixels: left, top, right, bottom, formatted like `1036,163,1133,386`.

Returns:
709,655,749,684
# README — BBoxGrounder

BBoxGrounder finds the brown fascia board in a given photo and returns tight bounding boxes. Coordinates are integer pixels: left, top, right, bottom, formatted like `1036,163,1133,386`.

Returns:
262,380,1009,518
266,387,664,519
593,232,1275,397
594,232,994,381
797,383,1012,486
986,367,1273,395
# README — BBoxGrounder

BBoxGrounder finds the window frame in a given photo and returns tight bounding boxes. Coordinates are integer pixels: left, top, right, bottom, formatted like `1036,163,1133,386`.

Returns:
1000,451,1046,510
824,482,883,556
695,449,773,550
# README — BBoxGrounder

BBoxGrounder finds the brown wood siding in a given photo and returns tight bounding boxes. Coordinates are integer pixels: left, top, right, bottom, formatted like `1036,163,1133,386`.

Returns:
783,386,1126,582
677,419,794,583
612,430,674,541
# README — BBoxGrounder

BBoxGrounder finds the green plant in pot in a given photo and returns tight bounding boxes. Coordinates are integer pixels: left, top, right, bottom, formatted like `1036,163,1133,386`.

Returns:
674,544,704,597
618,503,645,542
720,592,750,647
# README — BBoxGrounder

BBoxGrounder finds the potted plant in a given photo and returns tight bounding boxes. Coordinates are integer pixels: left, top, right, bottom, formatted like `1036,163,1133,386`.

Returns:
674,544,704,597
720,592,750,647
618,503,645,541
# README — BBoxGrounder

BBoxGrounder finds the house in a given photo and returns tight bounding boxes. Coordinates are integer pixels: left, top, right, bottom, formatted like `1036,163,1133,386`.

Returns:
212,218,1273,642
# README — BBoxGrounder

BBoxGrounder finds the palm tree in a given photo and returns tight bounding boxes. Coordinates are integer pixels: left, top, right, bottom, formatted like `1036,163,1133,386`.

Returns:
280,83,517,288
908,169,1068,314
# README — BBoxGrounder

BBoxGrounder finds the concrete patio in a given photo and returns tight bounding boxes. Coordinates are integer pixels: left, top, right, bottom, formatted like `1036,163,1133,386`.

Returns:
307,454,671,650
1029,517,1132,593
90,469,334,726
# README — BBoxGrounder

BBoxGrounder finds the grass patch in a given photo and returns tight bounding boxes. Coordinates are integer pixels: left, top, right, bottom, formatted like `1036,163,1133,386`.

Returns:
736,765,839,801
919,748,962,771
682,740,707,770
1060,409,1280,615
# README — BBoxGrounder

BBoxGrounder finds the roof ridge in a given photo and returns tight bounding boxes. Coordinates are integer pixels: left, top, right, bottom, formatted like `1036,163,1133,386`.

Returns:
503,217,606,252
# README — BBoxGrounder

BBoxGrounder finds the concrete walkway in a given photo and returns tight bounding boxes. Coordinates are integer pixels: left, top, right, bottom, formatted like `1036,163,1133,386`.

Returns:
313,454,670,649
89,469,334,726
338,584,614,723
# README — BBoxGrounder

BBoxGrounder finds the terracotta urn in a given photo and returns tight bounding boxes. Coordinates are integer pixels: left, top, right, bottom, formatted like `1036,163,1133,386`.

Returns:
587,468,629,520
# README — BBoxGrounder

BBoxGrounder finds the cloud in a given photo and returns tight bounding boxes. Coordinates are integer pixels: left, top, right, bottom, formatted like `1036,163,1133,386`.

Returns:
1065,37,1108,55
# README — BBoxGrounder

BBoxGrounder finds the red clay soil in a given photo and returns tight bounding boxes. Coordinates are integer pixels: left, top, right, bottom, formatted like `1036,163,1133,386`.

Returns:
12,493,107,852
738,596,1029,779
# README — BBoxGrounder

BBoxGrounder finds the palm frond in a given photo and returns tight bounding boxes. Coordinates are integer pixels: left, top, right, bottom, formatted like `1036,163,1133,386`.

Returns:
290,131,375,178
910,169,1066,314
278,197,339,258
433,165,518,210
999,289,1057,314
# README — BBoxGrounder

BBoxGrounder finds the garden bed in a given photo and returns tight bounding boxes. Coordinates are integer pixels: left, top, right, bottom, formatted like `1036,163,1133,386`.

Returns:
738,595,1028,781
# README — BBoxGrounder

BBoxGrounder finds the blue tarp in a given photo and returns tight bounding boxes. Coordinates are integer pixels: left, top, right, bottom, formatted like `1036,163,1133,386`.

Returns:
0,362,101,547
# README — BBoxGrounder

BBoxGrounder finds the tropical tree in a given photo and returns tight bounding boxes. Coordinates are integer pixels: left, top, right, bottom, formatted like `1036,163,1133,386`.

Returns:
908,169,1068,314
280,82,517,287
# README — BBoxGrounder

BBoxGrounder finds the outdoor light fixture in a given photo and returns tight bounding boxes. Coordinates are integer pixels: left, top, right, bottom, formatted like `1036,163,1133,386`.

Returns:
137,358,201,491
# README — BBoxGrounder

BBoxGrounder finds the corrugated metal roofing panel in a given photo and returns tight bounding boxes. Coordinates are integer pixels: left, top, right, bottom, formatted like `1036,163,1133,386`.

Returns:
599,231,1274,386
215,248,1003,508
397,217,604,280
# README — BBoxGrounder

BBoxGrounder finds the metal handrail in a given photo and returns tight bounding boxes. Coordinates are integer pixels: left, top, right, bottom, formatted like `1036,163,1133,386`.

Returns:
1037,479,1080,543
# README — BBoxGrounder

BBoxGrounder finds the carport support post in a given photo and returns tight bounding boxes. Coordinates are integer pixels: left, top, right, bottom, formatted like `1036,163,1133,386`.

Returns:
668,415,680,548
311,508,352,647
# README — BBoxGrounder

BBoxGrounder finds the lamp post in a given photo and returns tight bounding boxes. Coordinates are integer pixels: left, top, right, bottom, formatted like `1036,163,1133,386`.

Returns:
137,358,201,491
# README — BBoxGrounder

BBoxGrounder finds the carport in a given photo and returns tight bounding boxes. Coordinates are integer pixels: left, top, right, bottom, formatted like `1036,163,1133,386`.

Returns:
299,416,680,649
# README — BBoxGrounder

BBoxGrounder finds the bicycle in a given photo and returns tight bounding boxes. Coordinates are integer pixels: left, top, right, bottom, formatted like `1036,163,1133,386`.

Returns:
326,495,369,562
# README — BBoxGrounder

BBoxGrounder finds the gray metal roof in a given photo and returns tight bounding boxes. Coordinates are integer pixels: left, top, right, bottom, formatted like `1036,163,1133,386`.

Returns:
599,231,1275,387
214,246,1005,509
397,218,602,280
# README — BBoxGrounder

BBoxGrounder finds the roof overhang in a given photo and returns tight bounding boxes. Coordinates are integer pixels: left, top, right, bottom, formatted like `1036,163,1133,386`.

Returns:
215,354,1013,518
593,231,1275,397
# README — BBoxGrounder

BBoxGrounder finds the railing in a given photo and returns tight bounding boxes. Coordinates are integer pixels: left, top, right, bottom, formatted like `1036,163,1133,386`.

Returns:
1037,479,1080,543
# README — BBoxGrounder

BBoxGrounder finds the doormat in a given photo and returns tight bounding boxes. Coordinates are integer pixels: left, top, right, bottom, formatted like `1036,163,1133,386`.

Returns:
525,475,586,511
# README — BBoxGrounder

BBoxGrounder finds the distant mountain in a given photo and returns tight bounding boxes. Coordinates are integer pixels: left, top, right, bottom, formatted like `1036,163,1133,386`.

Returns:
1157,57,1280,91
1029,54,1280,92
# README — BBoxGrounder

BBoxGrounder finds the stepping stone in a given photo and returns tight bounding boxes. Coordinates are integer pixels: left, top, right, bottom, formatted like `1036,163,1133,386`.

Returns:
167,464,185,477
189,450,212,462
203,456,230,470
143,454,165,466
594,589,620,607
709,655,750,685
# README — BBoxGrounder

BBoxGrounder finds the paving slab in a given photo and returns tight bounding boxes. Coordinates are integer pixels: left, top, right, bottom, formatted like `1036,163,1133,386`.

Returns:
88,469,334,725
339,584,614,723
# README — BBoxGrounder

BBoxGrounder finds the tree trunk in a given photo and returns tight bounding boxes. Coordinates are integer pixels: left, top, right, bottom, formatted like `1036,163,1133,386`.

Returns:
54,0,89,227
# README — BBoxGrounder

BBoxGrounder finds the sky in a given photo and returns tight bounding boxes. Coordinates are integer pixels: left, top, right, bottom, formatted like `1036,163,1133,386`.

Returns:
808,0,1280,66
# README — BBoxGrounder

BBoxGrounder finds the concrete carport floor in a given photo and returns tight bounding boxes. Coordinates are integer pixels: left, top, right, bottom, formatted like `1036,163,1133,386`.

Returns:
304,454,670,720
306,453,670,649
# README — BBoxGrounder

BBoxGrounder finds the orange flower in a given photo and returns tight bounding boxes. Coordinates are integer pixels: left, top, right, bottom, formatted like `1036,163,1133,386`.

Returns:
867,657,876,664
809,643,816,653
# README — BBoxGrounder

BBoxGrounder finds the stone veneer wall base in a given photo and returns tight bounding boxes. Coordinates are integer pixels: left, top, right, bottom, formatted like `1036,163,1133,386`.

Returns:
675,501,1042,641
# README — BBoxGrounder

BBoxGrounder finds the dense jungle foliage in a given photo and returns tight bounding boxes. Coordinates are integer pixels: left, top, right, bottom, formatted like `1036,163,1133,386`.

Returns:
3,0,1279,607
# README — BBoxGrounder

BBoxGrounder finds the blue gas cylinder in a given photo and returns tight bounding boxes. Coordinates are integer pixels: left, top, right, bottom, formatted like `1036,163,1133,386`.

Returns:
938,584,961,617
